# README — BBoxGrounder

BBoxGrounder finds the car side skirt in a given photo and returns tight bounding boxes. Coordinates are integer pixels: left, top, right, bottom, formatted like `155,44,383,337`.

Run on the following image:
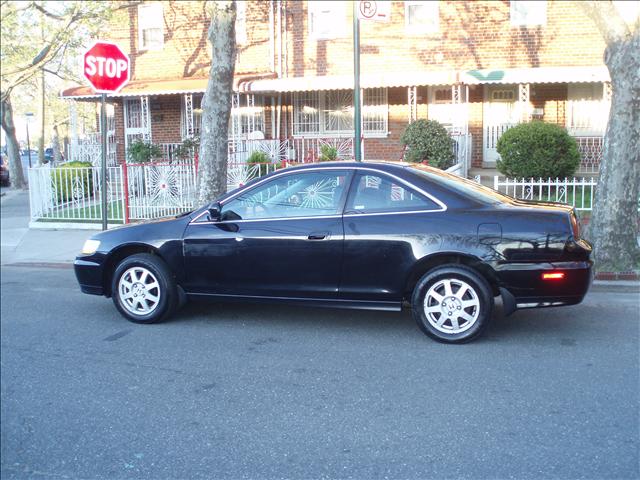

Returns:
186,292,402,312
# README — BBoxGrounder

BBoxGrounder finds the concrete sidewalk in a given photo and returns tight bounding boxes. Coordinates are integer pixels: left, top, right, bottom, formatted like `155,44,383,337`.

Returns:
1,188,94,265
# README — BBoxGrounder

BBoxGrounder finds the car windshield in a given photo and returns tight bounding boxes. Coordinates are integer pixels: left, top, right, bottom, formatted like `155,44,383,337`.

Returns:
406,164,513,205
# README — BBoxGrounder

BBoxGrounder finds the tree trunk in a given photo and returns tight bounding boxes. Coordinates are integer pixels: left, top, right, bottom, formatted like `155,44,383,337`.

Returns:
197,0,236,205
0,96,28,190
587,32,640,272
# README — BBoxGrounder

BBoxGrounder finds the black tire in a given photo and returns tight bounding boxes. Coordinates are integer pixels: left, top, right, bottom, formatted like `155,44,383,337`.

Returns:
411,264,494,344
111,253,178,324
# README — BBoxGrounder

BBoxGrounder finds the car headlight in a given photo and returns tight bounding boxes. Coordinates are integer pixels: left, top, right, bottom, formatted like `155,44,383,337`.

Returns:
81,239,101,255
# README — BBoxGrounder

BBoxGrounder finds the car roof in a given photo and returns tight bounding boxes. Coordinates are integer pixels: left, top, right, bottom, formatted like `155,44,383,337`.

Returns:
282,160,429,173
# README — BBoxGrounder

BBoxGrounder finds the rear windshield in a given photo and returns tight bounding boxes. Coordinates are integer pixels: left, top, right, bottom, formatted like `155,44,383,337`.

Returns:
406,164,513,205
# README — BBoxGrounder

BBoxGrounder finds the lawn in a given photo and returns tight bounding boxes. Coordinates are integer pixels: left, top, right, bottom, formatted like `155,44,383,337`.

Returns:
37,200,125,224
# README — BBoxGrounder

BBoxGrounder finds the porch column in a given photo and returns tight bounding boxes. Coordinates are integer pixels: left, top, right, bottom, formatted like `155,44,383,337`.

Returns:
407,86,417,123
451,84,468,135
231,93,241,141
183,93,194,139
518,83,531,123
140,96,151,142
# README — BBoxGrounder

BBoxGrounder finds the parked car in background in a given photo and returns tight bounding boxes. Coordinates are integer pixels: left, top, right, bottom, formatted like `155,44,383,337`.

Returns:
45,147,64,164
74,162,593,343
0,153,9,186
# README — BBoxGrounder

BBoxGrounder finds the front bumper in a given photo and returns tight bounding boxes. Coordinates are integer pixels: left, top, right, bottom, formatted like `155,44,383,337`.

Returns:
74,258,104,296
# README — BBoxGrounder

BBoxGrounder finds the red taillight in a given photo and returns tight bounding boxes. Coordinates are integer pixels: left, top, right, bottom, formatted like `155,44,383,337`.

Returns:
542,272,565,280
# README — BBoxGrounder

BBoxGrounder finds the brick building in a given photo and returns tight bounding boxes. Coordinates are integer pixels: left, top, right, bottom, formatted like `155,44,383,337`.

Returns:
61,0,621,175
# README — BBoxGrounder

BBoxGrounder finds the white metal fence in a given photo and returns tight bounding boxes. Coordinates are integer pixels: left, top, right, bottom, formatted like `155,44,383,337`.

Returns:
28,160,286,225
28,165,125,223
574,136,603,174
126,163,198,220
493,176,598,211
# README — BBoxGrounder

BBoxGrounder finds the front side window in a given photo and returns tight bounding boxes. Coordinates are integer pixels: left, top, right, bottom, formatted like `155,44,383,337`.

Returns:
566,83,607,136
138,4,164,50
346,173,440,213
510,1,546,26
308,1,347,40
221,170,352,220
293,89,388,136
405,1,439,34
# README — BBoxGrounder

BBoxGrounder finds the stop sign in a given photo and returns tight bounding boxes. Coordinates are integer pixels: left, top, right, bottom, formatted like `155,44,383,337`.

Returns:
83,41,130,93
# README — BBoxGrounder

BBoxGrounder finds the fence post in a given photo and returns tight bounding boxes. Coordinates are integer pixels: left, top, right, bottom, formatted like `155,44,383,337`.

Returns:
122,161,130,224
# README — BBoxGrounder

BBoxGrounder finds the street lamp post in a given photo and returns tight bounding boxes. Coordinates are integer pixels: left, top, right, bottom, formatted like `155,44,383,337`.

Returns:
25,112,34,168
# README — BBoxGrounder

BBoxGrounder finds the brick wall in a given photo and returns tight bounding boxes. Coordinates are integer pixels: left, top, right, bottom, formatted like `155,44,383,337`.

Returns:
107,1,606,82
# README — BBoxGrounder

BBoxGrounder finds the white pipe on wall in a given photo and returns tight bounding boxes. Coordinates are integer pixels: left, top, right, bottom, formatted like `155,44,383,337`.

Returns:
277,0,282,77
269,0,274,73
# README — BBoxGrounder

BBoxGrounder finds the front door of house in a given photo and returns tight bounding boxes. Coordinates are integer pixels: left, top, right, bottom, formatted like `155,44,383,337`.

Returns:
124,98,150,160
483,86,518,166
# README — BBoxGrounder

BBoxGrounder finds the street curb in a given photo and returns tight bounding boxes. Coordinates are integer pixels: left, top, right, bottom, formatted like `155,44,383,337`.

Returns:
3,262,74,269
594,271,640,281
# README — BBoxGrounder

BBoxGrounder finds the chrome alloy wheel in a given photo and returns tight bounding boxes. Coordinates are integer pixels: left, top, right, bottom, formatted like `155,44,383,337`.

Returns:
423,278,480,334
118,266,161,316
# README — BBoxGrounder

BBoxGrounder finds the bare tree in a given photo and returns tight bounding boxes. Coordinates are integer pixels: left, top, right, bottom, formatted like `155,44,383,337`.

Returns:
197,0,236,204
0,97,27,189
579,2,640,272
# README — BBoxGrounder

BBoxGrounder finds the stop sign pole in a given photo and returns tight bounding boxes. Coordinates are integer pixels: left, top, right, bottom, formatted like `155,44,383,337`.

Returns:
82,41,130,230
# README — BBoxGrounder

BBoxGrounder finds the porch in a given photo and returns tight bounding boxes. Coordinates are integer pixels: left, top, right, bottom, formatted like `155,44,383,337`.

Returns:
61,68,610,178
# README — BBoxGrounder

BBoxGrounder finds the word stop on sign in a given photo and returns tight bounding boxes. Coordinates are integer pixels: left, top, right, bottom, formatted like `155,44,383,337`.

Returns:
85,56,128,79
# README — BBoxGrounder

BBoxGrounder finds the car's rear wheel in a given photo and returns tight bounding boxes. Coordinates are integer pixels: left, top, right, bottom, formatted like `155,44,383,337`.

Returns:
111,253,177,324
411,265,493,343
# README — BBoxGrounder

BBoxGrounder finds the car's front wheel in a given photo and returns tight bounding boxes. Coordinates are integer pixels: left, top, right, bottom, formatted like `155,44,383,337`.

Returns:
411,265,493,343
111,253,178,324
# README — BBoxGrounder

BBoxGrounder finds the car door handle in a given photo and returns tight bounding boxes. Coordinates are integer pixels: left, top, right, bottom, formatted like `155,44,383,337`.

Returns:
308,231,330,240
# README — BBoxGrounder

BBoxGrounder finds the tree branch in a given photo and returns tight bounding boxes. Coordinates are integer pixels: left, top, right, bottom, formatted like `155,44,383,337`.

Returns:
578,1,631,45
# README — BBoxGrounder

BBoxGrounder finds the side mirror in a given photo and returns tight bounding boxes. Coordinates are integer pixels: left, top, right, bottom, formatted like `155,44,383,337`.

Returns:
207,202,222,222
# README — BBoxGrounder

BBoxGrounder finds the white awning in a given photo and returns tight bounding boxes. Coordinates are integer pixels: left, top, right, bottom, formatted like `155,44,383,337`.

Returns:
239,66,610,93
460,66,610,84
238,71,458,93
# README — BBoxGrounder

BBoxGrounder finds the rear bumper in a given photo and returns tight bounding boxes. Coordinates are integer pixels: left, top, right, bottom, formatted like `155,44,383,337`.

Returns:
74,258,104,296
497,260,593,312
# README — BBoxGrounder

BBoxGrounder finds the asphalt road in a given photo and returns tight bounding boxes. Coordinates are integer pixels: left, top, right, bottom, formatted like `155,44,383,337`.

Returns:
1,265,638,479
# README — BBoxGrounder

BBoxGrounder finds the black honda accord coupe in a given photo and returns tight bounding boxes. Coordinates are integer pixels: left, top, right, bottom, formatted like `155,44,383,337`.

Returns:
74,162,593,343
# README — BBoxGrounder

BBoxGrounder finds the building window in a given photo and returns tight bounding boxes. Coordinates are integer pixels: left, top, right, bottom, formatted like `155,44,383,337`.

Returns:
566,83,607,136
308,1,347,40
138,4,164,50
236,0,247,45
491,89,515,101
293,92,321,135
229,95,265,139
293,89,388,137
510,1,546,26
405,1,439,34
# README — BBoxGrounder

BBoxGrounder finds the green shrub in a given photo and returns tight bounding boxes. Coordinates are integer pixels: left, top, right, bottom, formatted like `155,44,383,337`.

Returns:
319,145,338,162
173,136,199,161
247,150,270,177
496,121,580,178
400,119,455,169
54,161,93,203
127,140,162,163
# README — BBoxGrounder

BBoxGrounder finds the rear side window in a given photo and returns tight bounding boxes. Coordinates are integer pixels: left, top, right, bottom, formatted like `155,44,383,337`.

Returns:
345,172,441,213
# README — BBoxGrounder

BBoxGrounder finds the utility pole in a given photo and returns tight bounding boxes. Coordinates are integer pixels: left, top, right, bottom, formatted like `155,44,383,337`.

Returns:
353,1,361,162
38,9,45,165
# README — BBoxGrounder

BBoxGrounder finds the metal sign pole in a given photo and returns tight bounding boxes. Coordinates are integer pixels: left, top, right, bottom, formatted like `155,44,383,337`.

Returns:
100,93,108,231
353,2,361,162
